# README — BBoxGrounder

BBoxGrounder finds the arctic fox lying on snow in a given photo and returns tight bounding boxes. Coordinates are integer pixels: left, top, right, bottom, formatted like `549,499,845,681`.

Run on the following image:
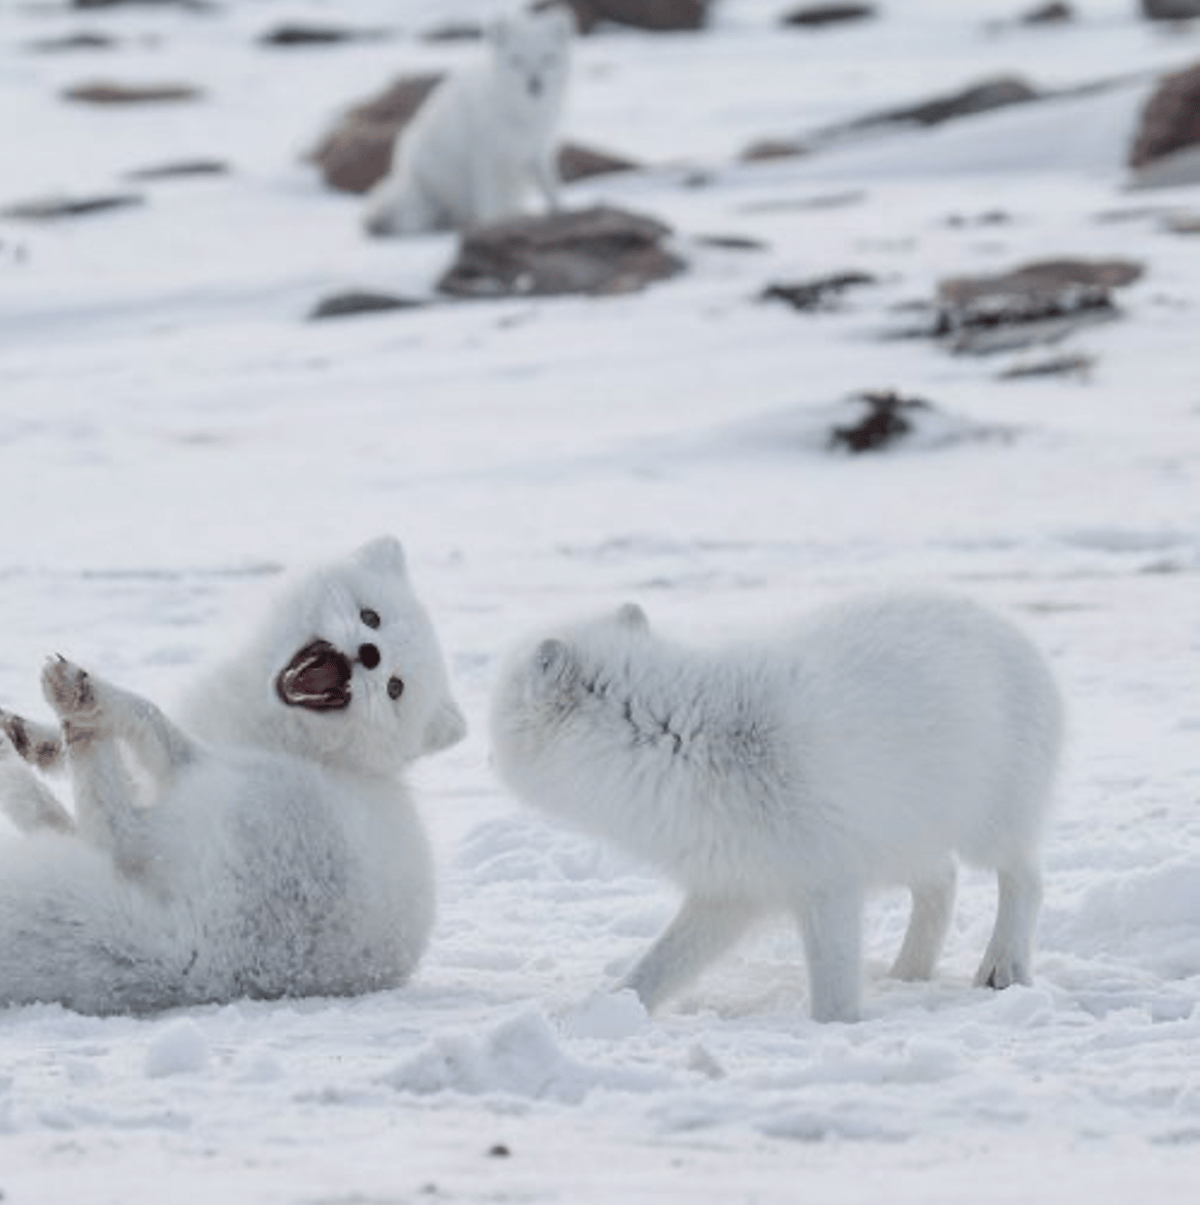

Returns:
0,537,465,1014
490,592,1064,1023
363,5,573,236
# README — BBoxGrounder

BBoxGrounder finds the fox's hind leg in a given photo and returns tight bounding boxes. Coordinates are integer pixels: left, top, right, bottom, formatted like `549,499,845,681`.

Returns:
890,859,957,981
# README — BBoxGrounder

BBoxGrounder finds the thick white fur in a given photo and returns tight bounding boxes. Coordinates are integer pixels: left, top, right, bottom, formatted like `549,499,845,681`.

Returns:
490,592,1064,1022
363,6,573,236
0,537,466,1014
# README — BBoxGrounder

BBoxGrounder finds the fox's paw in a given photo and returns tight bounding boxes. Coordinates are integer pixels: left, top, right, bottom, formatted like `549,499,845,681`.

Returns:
0,707,64,771
41,657,103,747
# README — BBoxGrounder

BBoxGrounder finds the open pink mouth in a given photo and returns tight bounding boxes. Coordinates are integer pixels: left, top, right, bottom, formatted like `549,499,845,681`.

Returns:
275,640,352,711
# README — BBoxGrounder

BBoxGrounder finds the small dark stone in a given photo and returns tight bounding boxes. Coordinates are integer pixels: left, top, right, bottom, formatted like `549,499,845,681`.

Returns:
25,32,117,53
740,138,807,162
308,291,426,320
695,233,769,252
438,205,685,299
123,158,229,181
62,80,202,104
781,4,876,29
761,272,876,311
829,391,931,454
1020,2,1074,23
998,352,1094,379
1,193,144,221
487,1144,512,1158
420,22,485,42
259,24,388,47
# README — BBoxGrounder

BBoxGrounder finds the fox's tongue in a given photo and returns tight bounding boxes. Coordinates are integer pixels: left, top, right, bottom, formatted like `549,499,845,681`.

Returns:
275,640,353,711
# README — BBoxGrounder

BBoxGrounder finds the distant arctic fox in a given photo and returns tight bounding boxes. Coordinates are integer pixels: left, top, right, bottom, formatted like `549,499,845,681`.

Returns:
0,537,466,1014
363,5,573,236
490,592,1064,1022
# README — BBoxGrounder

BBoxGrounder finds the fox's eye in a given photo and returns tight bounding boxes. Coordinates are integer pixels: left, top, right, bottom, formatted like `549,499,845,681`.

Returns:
360,608,381,629
387,676,405,700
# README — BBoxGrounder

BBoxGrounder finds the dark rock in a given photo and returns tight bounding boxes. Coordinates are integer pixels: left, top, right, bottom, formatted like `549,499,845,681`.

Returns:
849,76,1040,131
25,32,117,53
932,258,1143,355
1020,2,1074,23
1,193,144,221
259,25,388,47
557,142,640,182
740,138,807,162
781,4,876,28
557,1,710,34
311,75,638,194
998,352,1094,379
694,233,769,251
420,23,485,43
437,205,685,299
1140,1,1200,19
123,158,229,180
72,0,213,9
761,272,876,311
1163,212,1200,233
487,1144,512,1159
829,391,931,454
62,80,201,104
1130,62,1200,174
309,291,426,321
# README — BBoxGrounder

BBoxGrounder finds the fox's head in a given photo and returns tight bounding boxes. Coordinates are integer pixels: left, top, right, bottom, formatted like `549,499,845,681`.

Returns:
488,5,573,108
247,537,465,776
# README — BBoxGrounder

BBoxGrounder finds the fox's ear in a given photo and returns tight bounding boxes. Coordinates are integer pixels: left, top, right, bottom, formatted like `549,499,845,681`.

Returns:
616,602,648,631
423,698,467,755
534,638,578,685
354,536,406,576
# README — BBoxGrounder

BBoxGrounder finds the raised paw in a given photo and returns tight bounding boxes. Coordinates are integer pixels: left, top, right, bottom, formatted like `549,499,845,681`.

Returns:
41,657,102,743
0,707,64,771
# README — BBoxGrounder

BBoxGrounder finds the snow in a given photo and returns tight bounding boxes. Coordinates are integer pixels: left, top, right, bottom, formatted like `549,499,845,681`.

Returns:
3,0,1200,1200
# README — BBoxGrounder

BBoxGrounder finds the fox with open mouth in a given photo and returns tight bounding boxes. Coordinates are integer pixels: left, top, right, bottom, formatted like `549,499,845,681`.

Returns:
0,536,465,1014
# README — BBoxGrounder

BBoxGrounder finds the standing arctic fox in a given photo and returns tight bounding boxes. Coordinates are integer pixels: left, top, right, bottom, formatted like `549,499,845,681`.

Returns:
490,592,1064,1023
363,6,573,236
0,537,466,1014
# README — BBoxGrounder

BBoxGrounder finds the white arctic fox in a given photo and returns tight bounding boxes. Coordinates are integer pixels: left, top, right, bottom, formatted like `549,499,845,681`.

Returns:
0,537,466,1014
490,592,1064,1023
363,5,573,236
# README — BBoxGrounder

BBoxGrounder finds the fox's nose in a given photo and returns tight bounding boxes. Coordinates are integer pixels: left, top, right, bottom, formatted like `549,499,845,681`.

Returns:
357,643,381,670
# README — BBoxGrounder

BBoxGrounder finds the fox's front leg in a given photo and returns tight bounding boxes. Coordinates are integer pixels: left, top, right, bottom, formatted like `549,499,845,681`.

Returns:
41,657,197,874
0,715,74,833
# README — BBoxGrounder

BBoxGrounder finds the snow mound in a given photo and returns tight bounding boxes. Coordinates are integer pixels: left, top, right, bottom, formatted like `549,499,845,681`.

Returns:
144,1018,210,1079
381,1008,667,1103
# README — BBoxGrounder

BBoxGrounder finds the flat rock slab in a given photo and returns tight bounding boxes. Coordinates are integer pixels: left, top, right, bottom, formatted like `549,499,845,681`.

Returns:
63,80,202,104
438,205,685,299
781,4,877,28
308,291,426,321
311,74,638,195
850,75,1040,131
25,32,118,52
557,1,710,33
1,193,144,220
932,257,1144,355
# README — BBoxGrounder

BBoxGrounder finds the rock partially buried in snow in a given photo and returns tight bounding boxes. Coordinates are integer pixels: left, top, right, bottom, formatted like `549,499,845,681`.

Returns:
835,75,1041,135
557,1,711,33
932,257,1144,355
311,75,639,195
781,4,877,28
1,193,144,220
437,205,685,299
1139,0,1200,19
62,79,202,104
761,272,876,312
1129,62,1200,189
828,390,934,454
258,24,390,47
308,291,427,321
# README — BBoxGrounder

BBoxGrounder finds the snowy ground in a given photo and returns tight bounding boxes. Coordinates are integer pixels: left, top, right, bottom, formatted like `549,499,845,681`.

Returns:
3,0,1200,1200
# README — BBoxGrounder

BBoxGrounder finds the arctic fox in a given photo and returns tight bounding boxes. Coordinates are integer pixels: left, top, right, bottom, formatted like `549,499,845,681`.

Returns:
0,537,466,1014
489,592,1064,1023
363,6,573,236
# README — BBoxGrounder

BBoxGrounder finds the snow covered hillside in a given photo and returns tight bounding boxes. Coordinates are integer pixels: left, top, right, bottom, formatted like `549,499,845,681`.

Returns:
2,0,1199,1201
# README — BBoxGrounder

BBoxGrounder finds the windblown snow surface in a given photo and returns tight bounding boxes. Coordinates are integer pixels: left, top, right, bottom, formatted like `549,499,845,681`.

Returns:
2,1,1200,1201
